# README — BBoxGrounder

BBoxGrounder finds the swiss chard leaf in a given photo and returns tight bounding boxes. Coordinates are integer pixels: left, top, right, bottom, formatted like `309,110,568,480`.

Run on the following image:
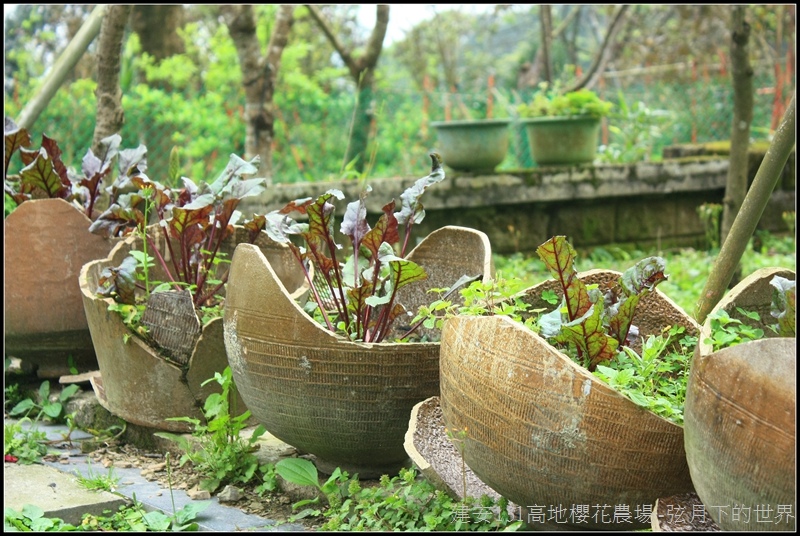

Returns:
19,148,71,199
770,276,796,337
555,298,620,370
361,201,400,258
536,235,668,371
394,152,445,227
341,187,371,252
536,236,592,321
4,117,31,179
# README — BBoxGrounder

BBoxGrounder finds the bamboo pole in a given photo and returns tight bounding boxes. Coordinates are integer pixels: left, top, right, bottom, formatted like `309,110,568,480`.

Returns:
15,5,107,131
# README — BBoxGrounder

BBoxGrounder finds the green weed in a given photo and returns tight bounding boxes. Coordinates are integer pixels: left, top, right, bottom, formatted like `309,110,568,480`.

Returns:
155,367,277,495
275,458,523,531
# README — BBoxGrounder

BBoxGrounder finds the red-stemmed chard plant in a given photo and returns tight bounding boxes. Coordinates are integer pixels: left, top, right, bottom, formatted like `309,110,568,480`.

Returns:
244,152,446,343
536,235,669,371
94,151,267,317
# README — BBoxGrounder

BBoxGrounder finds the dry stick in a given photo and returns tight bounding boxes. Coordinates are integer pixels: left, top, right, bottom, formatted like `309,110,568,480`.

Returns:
695,93,795,324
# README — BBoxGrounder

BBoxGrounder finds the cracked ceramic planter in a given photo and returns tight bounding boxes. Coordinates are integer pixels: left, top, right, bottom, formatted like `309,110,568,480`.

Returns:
5,198,120,377
80,227,306,432
439,269,699,530
223,226,494,478
684,267,796,532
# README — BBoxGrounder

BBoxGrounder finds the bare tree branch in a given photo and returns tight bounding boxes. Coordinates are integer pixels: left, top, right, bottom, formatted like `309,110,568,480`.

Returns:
565,5,630,92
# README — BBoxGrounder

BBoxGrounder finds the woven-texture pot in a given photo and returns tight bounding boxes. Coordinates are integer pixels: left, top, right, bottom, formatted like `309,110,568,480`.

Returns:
80,227,305,432
5,199,118,377
440,269,699,530
685,267,796,532
223,226,494,477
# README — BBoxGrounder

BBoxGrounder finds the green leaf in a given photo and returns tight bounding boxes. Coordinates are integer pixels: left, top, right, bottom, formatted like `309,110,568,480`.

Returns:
42,402,62,419
59,384,80,402
275,458,321,489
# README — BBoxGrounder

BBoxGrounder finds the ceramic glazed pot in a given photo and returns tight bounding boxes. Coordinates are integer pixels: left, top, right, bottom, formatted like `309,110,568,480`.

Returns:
223,226,494,478
684,267,796,532
5,198,119,377
439,269,699,530
430,119,511,173
80,227,306,432
522,116,601,166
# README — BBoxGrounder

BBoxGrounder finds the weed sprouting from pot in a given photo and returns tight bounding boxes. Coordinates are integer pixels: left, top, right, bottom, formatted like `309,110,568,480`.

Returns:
154,367,275,495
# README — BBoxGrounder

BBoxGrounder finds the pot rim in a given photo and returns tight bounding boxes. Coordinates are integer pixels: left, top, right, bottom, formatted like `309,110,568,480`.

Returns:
519,115,602,124
430,119,512,128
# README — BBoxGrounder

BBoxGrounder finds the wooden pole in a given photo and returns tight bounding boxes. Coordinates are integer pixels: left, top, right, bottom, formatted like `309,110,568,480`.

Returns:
16,5,107,131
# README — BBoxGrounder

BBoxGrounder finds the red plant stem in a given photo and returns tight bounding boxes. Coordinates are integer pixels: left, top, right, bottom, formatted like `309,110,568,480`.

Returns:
400,221,414,258
145,234,180,289
319,235,350,333
370,270,403,343
291,246,335,333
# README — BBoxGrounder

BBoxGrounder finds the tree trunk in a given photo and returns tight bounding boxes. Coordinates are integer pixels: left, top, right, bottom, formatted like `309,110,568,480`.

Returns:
307,5,389,174
130,6,185,61
720,6,754,246
15,5,107,131
222,5,295,183
696,94,794,324
91,5,132,157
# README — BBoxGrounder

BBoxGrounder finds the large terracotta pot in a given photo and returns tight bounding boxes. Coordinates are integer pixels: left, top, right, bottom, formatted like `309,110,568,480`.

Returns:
223,226,494,478
80,227,306,432
440,269,699,530
5,198,119,377
684,267,796,532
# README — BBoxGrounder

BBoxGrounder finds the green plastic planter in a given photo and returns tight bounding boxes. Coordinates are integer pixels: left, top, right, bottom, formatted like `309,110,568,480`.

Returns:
522,116,601,166
431,119,510,172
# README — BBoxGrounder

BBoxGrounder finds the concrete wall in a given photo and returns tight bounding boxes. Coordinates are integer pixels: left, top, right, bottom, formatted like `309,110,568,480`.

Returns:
240,157,795,255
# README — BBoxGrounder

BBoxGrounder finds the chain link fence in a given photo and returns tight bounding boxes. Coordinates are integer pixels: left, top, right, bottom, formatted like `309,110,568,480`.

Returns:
10,61,794,184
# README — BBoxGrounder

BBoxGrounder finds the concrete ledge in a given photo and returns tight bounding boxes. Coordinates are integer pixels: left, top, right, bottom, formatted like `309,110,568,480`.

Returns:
238,158,793,254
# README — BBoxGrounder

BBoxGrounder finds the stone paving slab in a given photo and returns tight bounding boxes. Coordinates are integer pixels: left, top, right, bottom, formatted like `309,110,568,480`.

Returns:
4,419,308,532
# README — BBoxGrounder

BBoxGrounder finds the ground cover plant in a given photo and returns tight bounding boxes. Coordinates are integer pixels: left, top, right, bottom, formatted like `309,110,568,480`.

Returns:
275,457,523,531
245,151,446,343
4,499,210,532
4,373,80,465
